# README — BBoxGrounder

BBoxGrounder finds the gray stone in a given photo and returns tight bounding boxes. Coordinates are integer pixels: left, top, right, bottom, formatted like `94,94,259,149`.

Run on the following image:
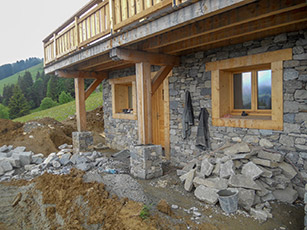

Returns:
220,160,235,179
83,171,104,183
182,160,197,172
0,157,20,168
250,208,268,222
59,153,71,166
279,135,294,147
251,158,278,168
284,69,299,81
12,146,26,153
72,131,93,154
0,145,9,152
0,152,7,158
296,39,307,46
229,174,261,190
293,46,304,54
52,160,61,169
43,153,56,165
184,169,196,192
296,145,307,151
261,192,276,202
75,163,92,171
257,166,273,178
274,33,287,43
243,136,259,144
24,164,37,171
259,130,273,136
284,123,301,133
224,143,250,155
259,139,273,148
0,166,4,176
294,90,307,100
238,188,255,211
12,151,32,166
193,177,228,190
32,154,44,164
70,154,90,164
295,138,306,145
284,101,300,113
278,162,297,179
242,162,264,180
255,180,270,197
200,158,214,177
296,113,307,123
0,160,13,172
212,162,220,175
101,174,149,203
273,186,298,203
232,137,242,142
194,185,219,204
284,113,295,123
177,169,187,176
257,150,284,163
293,53,307,60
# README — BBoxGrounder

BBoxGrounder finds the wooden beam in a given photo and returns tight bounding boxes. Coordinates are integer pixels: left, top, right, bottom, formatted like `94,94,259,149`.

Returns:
138,0,307,51
151,65,173,94
110,48,180,66
136,62,152,144
162,7,307,54
56,70,108,79
76,53,111,70
75,78,87,132
85,78,103,100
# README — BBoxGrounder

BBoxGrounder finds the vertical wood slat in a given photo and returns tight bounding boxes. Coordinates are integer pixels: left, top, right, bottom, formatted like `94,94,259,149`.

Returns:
101,7,106,32
271,61,283,127
95,11,101,34
106,3,110,30
115,0,122,24
121,0,128,21
145,0,152,9
136,0,144,13
129,0,136,17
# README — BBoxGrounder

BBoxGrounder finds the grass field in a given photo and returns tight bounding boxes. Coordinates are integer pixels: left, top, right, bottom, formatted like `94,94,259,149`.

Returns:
0,62,44,94
14,92,103,123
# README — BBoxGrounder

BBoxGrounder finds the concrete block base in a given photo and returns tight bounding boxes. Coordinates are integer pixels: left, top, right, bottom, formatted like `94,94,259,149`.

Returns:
130,144,163,179
72,132,93,154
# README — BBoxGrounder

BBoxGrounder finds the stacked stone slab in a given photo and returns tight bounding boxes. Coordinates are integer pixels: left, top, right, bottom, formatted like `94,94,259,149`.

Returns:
130,145,163,179
305,184,307,230
178,142,300,222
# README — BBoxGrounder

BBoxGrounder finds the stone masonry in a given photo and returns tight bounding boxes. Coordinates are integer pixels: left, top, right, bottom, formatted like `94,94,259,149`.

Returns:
72,132,93,154
130,144,163,179
168,29,307,188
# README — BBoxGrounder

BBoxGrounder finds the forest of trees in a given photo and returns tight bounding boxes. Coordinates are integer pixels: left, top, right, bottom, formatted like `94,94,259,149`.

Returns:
0,70,95,119
0,58,42,80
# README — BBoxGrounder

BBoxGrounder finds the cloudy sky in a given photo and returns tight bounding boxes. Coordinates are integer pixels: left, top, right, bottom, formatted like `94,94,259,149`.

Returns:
0,0,88,65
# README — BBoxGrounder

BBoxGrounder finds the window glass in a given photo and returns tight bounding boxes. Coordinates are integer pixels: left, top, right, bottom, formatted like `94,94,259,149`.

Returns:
233,72,252,109
257,70,272,110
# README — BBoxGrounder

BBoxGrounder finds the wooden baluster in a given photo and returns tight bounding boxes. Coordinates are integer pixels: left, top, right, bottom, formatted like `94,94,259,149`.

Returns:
75,16,80,49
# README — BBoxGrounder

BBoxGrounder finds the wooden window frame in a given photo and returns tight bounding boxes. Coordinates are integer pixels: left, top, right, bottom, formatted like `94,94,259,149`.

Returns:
206,49,292,130
109,75,137,120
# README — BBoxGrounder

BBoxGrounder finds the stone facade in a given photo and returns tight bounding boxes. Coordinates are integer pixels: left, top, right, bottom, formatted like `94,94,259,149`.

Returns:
102,29,307,184
72,132,93,154
169,29,307,182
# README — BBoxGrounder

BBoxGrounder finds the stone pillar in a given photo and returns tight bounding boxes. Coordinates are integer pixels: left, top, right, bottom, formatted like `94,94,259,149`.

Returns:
72,132,93,154
305,184,307,230
130,144,163,179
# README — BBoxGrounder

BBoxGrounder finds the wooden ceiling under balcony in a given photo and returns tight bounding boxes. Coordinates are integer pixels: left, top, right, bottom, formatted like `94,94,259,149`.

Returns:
44,0,307,75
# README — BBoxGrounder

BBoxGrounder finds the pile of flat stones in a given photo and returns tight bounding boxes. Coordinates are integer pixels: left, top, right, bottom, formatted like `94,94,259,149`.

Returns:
0,144,129,182
177,142,300,222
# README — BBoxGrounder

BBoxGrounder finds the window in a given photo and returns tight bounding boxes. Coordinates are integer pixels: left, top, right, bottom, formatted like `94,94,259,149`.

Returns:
206,48,292,130
109,75,137,120
231,69,272,115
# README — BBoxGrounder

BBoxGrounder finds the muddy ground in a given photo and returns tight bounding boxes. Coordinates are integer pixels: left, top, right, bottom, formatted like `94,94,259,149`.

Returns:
0,107,304,229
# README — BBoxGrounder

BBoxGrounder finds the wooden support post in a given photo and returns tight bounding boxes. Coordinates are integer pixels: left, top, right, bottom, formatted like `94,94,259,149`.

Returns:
75,78,87,132
136,62,152,144
151,65,173,94
85,78,103,100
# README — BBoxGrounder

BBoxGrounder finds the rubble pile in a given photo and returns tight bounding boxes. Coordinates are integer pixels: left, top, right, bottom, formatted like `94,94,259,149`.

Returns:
0,144,129,182
178,142,301,222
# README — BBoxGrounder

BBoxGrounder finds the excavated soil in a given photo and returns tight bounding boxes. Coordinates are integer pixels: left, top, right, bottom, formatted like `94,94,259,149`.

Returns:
0,106,105,157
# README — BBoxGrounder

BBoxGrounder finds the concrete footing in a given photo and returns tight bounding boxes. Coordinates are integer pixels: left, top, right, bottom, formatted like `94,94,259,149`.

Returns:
72,132,93,154
130,144,163,179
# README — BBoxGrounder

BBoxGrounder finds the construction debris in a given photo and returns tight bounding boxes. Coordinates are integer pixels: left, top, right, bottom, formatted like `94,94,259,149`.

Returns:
178,142,301,222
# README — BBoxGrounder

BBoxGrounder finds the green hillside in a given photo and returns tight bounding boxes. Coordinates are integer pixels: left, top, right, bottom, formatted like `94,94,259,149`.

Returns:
14,92,103,122
0,62,44,95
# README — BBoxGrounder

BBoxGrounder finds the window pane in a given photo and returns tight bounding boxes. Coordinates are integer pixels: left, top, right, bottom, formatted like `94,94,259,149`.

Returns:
233,72,252,109
257,70,272,110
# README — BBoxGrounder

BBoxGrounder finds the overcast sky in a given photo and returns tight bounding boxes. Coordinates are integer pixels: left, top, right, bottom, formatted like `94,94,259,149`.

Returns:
0,0,88,66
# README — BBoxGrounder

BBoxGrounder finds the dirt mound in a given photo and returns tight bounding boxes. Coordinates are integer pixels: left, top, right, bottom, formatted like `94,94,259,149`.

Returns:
0,107,105,157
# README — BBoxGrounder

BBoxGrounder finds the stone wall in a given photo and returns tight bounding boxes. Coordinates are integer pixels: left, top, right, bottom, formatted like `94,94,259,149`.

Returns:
169,29,307,179
102,67,138,150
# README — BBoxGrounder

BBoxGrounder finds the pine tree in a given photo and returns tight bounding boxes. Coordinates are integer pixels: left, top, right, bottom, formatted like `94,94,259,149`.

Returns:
8,86,30,119
46,75,59,101
0,104,9,119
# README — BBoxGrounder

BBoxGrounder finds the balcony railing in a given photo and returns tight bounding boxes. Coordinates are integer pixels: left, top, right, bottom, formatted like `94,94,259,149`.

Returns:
43,0,176,65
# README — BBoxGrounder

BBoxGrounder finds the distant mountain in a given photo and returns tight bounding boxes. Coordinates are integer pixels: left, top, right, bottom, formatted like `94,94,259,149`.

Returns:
0,58,43,81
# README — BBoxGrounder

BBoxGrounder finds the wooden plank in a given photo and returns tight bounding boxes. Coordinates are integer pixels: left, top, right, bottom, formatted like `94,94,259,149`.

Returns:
114,0,122,24
110,48,180,66
105,3,110,30
56,70,108,79
151,65,173,94
163,73,170,159
129,0,136,17
109,75,136,84
140,0,306,51
206,49,292,71
271,61,283,130
75,78,87,132
211,70,220,119
219,71,231,117
164,7,307,54
135,0,144,14
121,0,128,21
85,78,104,100
136,62,152,144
